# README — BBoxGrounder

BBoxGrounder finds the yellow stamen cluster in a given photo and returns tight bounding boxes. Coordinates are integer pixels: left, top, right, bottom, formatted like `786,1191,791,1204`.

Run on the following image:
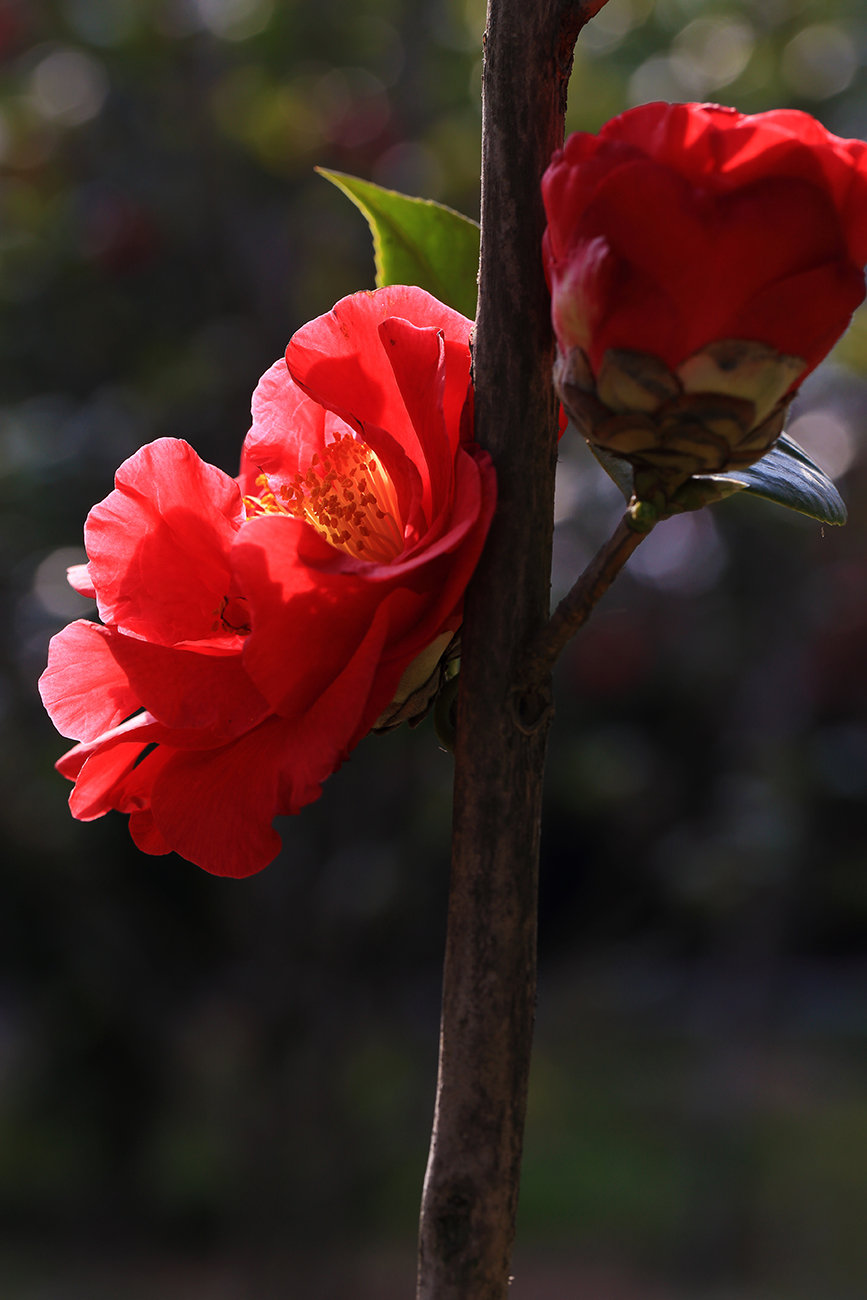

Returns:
243,434,404,562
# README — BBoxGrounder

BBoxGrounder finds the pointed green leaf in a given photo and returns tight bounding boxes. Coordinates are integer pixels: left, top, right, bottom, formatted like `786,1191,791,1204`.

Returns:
587,430,846,526
316,168,480,320
715,433,847,526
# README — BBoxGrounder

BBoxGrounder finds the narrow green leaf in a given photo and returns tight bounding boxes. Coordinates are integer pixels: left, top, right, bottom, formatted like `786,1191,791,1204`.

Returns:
716,433,847,526
587,430,846,526
316,168,480,320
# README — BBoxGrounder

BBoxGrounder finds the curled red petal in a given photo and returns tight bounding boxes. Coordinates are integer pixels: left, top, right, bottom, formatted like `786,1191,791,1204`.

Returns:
67,563,96,598
62,714,167,820
284,286,472,447
240,357,342,490
85,438,243,645
376,316,452,526
129,810,172,856
40,620,140,741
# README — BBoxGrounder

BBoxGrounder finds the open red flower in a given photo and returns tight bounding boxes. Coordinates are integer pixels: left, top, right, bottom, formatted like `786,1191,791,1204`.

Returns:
39,287,496,878
542,102,867,487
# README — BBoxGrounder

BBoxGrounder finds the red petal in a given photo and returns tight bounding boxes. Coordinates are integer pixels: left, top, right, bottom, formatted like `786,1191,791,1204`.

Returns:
730,260,866,370
39,620,140,740
383,447,496,659
233,514,390,721
241,352,427,542
285,287,471,451
376,316,452,526
240,357,349,491
147,714,323,877
67,563,95,598
543,134,641,261
85,439,243,645
69,741,149,820
129,626,400,876
65,716,168,820
574,162,854,368
129,810,172,856
104,632,269,741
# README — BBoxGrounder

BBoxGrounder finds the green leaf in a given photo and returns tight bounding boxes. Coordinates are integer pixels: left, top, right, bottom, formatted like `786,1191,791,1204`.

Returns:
587,430,846,526
316,168,480,320
715,433,847,526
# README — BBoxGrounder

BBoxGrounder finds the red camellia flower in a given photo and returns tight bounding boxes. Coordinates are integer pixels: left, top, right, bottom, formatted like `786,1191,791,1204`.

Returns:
542,102,867,488
39,287,496,878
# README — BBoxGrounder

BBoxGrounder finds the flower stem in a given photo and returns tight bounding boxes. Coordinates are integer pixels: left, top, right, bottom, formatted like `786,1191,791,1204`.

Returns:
415,3,600,1298
521,509,654,690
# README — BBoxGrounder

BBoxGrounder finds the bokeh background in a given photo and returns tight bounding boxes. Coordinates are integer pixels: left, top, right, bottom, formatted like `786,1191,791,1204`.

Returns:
3,0,867,1295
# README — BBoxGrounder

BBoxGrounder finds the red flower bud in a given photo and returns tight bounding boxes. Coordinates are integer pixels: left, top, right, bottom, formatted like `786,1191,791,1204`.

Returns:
543,102,867,490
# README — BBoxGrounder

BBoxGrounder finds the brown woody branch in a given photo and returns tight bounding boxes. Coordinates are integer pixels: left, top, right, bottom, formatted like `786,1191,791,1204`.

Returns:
521,511,652,691
415,4,610,1298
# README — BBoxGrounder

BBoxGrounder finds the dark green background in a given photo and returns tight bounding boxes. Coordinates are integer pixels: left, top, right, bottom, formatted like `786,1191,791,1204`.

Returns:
3,1,867,1295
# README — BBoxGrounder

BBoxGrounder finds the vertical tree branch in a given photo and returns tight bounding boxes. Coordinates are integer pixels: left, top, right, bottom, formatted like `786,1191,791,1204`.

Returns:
416,4,601,1297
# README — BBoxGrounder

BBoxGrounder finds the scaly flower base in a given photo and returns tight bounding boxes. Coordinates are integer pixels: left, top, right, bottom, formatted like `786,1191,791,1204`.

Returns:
555,338,806,508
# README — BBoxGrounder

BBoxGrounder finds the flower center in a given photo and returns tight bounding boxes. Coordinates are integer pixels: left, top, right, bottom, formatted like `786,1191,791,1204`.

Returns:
243,434,405,562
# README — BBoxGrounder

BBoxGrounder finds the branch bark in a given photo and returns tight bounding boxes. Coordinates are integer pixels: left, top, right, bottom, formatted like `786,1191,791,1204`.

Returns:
416,4,602,1297
522,512,652,691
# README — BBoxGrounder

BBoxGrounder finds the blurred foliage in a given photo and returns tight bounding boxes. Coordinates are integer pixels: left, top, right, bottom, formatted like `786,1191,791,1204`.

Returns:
2,0,867,1295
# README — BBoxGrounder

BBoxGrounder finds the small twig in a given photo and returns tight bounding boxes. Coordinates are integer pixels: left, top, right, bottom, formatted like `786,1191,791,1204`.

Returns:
522,510,654,690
